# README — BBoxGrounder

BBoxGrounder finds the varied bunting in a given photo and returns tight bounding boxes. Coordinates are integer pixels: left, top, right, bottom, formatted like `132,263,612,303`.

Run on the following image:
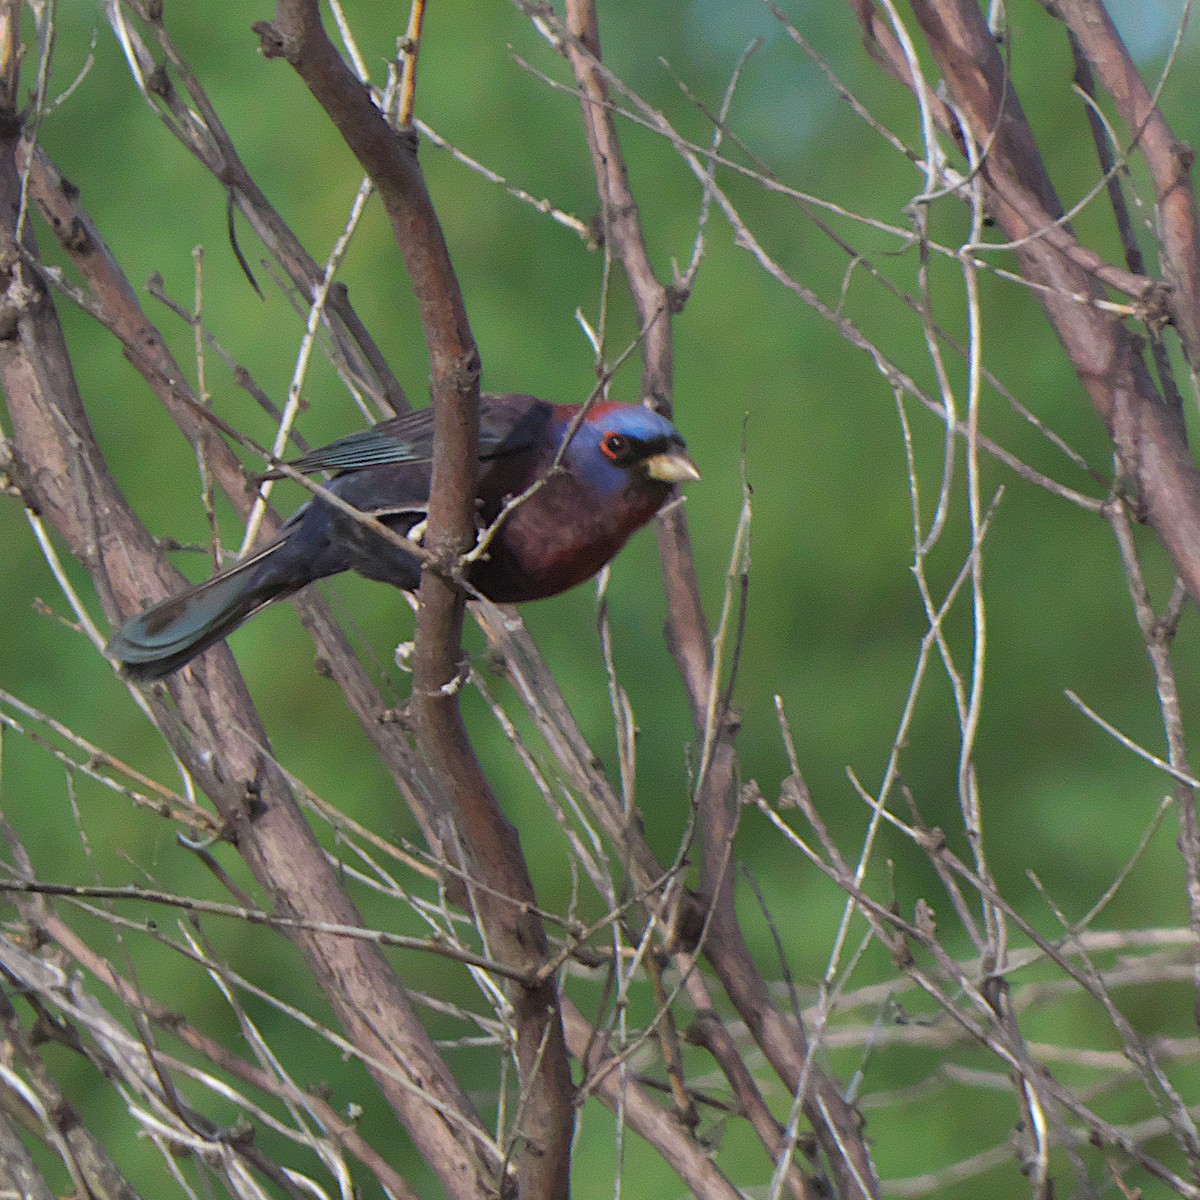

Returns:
107,394,699,680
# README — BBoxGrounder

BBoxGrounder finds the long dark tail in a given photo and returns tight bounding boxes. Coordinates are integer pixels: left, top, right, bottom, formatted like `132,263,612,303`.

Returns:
107,540,294,681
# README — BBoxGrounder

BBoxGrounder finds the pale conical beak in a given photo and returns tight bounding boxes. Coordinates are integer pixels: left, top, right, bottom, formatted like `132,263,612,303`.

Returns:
644,449,701,483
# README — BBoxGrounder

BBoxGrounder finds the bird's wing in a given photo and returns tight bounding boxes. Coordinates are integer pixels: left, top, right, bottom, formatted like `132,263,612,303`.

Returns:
285,423,428,474
286,406,437,474
285,394,552,476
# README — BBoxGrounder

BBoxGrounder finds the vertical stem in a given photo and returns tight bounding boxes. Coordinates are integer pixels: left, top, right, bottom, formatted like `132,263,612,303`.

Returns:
255,6,575,1195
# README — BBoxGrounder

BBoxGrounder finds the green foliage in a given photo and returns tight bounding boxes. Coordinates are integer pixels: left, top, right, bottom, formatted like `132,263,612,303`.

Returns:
5,2,1200,1197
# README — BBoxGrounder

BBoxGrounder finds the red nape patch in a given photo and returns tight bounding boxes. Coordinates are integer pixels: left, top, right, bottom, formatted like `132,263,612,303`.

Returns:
586,399,636,421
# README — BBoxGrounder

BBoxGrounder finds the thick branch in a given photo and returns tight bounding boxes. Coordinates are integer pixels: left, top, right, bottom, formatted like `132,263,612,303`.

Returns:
561,1,713,709
556,5,880,1196
1049,0,1200,365
254,6,574,1195
23,142,455,876
0,116,493,1200
853,0,1200,611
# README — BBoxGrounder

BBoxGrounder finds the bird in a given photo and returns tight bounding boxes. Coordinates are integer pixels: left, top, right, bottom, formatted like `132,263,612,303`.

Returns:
107,393,700,680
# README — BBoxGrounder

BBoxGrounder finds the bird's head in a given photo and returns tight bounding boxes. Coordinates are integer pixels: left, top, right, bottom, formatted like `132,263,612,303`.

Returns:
562,402,700,493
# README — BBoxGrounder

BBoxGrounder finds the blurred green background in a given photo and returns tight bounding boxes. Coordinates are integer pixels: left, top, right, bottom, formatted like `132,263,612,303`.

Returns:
4,1,1200,1196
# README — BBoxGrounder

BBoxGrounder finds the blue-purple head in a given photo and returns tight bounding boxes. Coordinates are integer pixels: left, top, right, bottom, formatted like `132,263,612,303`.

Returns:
559,401,699,493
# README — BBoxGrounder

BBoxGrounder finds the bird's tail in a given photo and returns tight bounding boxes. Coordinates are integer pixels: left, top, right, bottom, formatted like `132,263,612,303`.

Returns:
107,540,293,681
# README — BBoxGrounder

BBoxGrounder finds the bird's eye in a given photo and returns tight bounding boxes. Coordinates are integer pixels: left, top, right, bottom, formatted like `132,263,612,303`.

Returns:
601,432,630,461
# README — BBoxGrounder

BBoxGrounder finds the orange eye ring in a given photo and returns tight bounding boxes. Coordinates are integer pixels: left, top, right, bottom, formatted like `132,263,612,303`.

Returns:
601,431,630,460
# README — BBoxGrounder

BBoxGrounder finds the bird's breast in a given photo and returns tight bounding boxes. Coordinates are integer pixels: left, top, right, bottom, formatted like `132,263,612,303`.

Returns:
468,468,669,603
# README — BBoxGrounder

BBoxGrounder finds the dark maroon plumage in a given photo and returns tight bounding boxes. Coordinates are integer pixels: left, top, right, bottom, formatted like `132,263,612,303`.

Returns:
107,394,699,679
